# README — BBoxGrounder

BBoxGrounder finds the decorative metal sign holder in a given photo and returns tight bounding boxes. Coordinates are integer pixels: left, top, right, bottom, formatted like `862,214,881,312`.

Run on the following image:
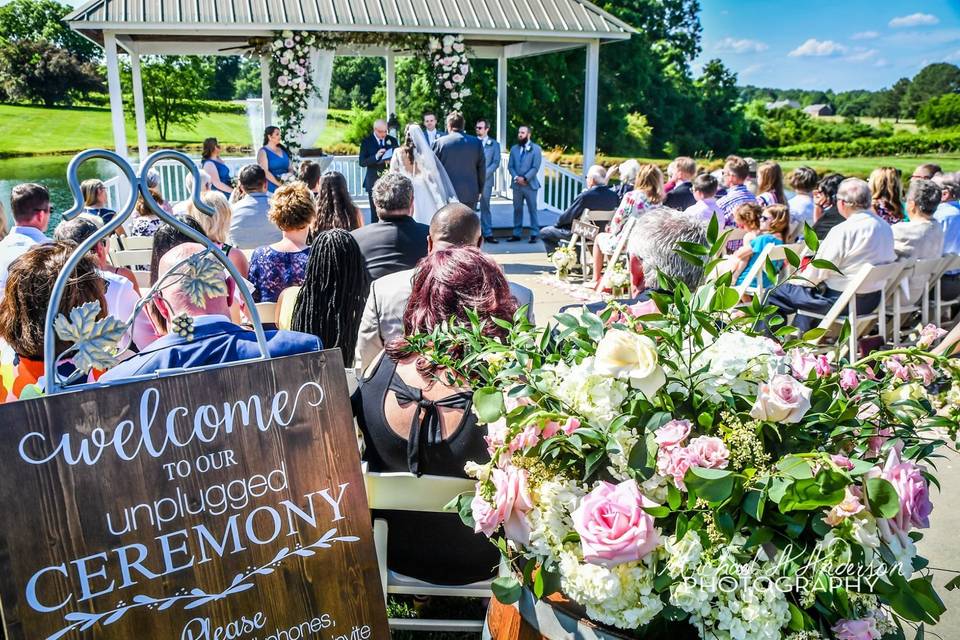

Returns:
41,149,270,394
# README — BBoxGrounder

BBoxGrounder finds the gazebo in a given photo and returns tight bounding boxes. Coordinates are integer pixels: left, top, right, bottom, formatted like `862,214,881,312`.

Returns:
66,0,633,175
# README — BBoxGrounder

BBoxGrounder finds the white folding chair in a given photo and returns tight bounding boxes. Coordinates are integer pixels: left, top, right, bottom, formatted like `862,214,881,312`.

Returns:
596,216,637,291
800,262,906,360
567,209,615,279
934,254,960,327
889,257,946,346
108,248,153,288
109,235,153,252
735,242,806,299
363,471,491,633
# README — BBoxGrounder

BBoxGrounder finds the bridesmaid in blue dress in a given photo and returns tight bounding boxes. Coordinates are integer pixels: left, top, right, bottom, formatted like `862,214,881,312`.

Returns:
201,138,233,197
258,126,291,194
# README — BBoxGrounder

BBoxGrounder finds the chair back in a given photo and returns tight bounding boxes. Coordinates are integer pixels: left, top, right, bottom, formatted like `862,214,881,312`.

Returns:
108,248,153,269
582,209,616,230
109,235,153,252
253,302,278,326
364,471,475,513
736,241,805,296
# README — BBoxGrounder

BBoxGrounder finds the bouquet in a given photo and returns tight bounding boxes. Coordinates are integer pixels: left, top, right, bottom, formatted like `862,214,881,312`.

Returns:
550,246,578,279
409,226,960,640
606,262,631,297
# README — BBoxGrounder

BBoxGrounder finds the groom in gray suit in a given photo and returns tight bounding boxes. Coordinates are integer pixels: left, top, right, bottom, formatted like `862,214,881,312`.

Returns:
507,125,542,243
433,112,485,213
475,118,502,243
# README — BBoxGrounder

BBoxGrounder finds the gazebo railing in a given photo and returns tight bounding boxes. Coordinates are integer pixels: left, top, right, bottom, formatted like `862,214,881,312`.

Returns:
104,153,585,215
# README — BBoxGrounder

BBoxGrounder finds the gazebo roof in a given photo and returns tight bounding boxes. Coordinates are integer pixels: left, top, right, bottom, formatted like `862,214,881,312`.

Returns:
66,0,634,47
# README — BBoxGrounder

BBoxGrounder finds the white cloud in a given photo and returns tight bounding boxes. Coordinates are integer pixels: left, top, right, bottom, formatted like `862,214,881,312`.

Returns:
739,63,766,78
874,58,890,68
846,48,879,62
889,13,940,28
852,31,880,40
789,39,848,57
714,37,769,54
946,50,960,62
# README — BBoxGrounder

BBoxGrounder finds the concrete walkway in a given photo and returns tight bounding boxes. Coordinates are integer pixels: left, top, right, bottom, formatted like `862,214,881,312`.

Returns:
484,247,960,637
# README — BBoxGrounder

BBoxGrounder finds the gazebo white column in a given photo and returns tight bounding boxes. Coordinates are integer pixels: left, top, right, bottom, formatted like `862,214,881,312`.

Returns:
496,52,508,150
582,39,600,174
385,53,396,119
260,53,273,130
103,32,127,158
129,52,149,162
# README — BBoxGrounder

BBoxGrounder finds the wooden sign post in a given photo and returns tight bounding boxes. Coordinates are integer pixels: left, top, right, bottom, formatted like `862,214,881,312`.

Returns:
0,350,389,640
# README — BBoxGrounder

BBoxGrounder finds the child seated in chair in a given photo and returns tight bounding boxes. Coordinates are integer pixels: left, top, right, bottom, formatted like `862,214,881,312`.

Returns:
727,203,789,291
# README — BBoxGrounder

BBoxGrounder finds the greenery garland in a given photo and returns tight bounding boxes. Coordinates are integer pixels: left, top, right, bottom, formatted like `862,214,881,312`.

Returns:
253,31,471,155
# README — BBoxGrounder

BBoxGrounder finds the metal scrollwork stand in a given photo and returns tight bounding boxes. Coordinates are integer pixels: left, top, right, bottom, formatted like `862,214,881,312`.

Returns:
42,149,270,394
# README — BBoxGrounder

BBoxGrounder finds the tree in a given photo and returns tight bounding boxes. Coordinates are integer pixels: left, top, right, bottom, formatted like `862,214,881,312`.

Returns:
871,78,909,122
232,57,262,99
682,59,744,155
0,37,102,105
916,93,960,129
124,56,210,140
0,0,98,61
901,63,960,118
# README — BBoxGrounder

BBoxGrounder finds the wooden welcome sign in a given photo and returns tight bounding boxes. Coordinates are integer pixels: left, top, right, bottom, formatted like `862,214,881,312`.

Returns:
0,350,389,640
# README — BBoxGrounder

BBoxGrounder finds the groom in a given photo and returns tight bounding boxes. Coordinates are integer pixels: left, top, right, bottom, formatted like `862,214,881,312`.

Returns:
433,112,485,213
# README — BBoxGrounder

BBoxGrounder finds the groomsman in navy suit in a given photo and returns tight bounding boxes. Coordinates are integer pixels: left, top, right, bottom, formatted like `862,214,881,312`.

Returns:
359,119,398,223
507,125,542,243
475,118,501,243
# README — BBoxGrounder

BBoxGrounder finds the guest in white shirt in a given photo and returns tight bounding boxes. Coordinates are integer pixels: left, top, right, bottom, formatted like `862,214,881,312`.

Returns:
683,173,723,225
893,179,946,305
0,183,53,297
788,166,818,226
355,203,534,369
767,178,896,333
933,175,960,301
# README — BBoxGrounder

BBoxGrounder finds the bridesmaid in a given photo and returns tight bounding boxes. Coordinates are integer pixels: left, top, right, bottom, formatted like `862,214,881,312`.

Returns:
201,137,233,197
258,126,291,193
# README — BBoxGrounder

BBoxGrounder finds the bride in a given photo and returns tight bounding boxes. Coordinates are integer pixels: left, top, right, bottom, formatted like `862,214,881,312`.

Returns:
390,123,458,225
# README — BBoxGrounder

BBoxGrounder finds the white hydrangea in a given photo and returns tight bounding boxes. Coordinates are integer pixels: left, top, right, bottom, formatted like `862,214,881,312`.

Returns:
558,551,664,629
606,427,639,481
540,358,629,426
689,331,787,401
526,478,584,560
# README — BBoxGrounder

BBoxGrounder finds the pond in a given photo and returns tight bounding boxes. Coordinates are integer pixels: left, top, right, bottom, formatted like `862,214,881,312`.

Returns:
0,155,121,233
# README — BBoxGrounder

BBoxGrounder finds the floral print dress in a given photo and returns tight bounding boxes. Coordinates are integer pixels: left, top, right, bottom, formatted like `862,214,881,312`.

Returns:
248,246,311,303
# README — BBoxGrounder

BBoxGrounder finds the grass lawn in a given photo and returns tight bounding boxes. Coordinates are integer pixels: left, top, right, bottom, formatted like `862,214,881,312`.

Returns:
0,103,356,156
817,115,919,134
776,154,960,178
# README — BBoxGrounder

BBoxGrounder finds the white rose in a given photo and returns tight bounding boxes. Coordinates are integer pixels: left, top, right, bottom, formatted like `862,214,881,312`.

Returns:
282,30,294,38
454,42,465,53
452,74,464,83
593,330,666,398
749,374,812,423
444,80,454,90
429,38,440,49
450,91,459,99
443,35,455,46
278,75,289,86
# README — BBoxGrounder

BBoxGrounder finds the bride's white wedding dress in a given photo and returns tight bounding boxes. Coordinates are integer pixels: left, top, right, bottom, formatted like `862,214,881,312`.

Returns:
389,124,458,225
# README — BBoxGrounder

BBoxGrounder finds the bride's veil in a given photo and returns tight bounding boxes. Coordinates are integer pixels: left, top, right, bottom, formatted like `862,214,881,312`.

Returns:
391,123,460,204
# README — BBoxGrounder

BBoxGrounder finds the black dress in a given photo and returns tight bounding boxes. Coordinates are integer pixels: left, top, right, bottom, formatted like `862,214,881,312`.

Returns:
352,354,500,585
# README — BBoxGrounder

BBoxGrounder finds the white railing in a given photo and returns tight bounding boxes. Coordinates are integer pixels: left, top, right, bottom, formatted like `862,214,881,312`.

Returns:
105,153,585,215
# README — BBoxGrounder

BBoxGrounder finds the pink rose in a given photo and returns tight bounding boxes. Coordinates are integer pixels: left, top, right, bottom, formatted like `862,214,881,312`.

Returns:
880,447,933,531
789,348,817,379
832,617,881,640
831,454,855,471
541,420,560,439
485,417,508,454
627,299,659,318
562,417,581,436
572,479,661,567
472,466,534,543
917,323,947,349
657,446,694,490
814,354,832,378
687,436,730,469
749,374,812,423
840,369,860,391
823,486,865,526
654,419,692,450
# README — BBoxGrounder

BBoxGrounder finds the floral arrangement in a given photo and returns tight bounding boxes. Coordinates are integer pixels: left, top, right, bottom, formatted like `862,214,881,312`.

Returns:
411,224,960,640
606,262,631,297
550,246,578,279
427,35,471,113
268,31,316,155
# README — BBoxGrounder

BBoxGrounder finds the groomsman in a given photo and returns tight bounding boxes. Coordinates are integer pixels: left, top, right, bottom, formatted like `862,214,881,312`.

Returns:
507,125,542,243
358,119,398,222
475,118,501,244
423,112,440,146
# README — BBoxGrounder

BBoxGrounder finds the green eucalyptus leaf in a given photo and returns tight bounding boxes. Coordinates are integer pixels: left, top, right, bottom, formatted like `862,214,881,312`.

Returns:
864,477,900,519
473,387,504,423
491,576,522,605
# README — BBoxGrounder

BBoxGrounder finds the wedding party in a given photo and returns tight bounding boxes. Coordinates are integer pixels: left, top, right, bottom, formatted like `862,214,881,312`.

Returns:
0,0,958,639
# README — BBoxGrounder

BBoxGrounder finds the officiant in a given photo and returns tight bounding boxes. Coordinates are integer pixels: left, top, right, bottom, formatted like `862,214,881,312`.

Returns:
359,119,398,223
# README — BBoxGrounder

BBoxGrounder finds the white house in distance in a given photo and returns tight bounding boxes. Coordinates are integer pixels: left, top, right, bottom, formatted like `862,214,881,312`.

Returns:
803,104,835,117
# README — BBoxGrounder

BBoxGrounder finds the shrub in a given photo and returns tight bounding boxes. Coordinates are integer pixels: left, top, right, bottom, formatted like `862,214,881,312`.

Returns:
917,94,960,130
0,37,103,106
342,106,380,145
744,129,960,159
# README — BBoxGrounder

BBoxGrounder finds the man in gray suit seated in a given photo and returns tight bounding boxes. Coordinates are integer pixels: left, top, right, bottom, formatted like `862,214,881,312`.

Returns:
354,203,535,369
507,125,542,243
475,117,502,244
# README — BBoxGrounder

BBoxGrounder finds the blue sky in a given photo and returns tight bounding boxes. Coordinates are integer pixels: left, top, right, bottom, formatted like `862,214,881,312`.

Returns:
696,0,960,91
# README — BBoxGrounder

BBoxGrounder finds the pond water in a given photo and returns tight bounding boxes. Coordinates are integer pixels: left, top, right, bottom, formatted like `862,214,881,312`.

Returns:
0,155,121,233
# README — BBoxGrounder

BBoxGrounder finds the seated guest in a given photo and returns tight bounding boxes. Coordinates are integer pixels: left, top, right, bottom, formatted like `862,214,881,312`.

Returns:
893,179,945,304
297,159,323,195
608,159,639,201
717,156,758,225
684,173,723,225
80,178,117,224
539,164,619,255
912,163,942,181
53,217,141,322
352,246,514,585
129,189,166,238
0,183,53,296
663,156,697,211
188,191,250,279
788,166,818,226
145,169,174,214
201,137,234,197
281,229,370,358
767,178,896,333
729,204,790,289
869,167,904,224
229,164,281,250
355,204,535,369
0,242,106,400
591,164,664,289
812,173,845,240
351,173,429,281
101,243,320,381
310,171,363,240
755,161,787,208
248,183,314,303
934,176,960,302
172,170,213,216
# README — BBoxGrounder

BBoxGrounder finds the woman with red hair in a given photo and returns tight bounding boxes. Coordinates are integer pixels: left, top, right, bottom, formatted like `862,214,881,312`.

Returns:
352,245,517,585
